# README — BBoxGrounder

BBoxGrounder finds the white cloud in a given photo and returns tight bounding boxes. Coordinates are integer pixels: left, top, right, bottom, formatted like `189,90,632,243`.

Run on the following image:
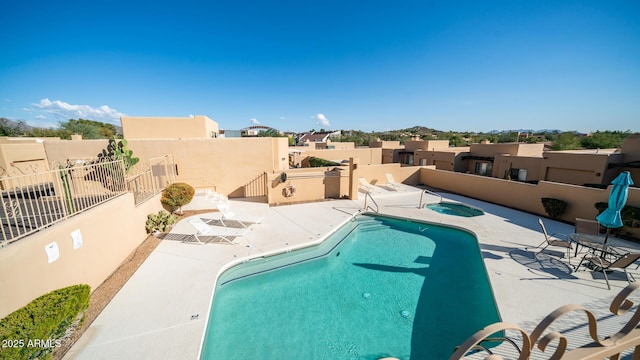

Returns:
31,98,126,124
250,118,261,125
312,113,331,127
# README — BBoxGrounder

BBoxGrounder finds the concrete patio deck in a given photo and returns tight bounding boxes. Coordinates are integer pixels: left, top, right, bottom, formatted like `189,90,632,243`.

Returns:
64,187,640,359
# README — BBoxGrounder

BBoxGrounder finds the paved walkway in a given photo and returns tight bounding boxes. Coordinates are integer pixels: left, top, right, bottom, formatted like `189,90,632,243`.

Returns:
64,187,640,359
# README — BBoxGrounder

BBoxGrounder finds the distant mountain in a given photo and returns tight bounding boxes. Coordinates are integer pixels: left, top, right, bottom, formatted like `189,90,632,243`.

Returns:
487,129,561,134
0,118,34,132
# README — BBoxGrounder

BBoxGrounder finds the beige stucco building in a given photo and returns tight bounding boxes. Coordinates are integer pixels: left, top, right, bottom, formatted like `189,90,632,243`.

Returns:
121,115,219,139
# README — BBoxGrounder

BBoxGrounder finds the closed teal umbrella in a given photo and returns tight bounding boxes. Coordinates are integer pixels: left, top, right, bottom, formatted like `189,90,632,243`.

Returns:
597,171,634,244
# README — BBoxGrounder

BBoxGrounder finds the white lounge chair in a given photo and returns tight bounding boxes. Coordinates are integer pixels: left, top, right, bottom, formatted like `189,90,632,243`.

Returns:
214,201,263,228
187,217,248,244
205,189,228,202
358,177,381,193
384,173,401,191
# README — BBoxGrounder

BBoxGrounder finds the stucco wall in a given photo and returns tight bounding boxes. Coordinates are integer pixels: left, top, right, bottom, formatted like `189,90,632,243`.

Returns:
541,152,616,185
43,139,109,164
42,137,289,198
267,167,348,205
265,162,425,205
121,115,219,139
357,163,424,187
419,168,640,225
0,193,163,318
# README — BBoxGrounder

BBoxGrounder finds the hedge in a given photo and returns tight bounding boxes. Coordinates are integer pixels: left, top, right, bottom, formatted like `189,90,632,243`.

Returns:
308,157,341,167
0,284,90,360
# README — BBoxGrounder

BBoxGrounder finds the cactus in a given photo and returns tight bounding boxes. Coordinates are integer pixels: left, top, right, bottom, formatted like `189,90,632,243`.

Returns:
145,210,178,233
98,138,140,174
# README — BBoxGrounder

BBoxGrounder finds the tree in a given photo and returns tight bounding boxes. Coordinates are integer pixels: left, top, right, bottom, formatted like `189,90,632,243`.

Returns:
58,118,118,139
0,118,28,136
497,132,519,143
550,132,581,150
580,130,631,149
257,128,283,138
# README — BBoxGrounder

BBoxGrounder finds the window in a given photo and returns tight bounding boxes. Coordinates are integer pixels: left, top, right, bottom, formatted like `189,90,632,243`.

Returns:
474,162,492,176
405,154,414,165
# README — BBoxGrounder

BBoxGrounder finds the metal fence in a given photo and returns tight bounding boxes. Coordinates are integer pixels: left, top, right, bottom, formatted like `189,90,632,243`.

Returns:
126,155,177,205
0,160,127,245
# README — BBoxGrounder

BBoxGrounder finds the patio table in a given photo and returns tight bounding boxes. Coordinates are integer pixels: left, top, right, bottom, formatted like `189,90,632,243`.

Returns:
569,233,618,257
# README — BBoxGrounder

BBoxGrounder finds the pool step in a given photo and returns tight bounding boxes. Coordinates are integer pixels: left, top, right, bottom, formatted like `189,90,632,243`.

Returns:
357,218,390,232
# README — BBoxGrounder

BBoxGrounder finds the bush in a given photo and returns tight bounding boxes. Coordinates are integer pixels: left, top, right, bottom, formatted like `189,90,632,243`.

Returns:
541,197,567,219
308,157,341,167
161,182,195,214
145,210,178,233
0,284,90,360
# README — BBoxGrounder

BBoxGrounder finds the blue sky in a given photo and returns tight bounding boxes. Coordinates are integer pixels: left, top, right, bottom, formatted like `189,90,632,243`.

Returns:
1,1,638,133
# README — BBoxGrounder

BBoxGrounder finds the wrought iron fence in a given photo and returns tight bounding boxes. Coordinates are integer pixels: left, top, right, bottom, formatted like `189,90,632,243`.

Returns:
0,160,127,245
126,155,177,205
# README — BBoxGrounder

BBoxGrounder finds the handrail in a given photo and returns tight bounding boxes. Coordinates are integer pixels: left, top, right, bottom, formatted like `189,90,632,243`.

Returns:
419,189,442,208
363,191,379,213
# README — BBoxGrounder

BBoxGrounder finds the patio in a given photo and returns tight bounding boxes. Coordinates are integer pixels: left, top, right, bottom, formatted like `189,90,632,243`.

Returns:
63,188,640,359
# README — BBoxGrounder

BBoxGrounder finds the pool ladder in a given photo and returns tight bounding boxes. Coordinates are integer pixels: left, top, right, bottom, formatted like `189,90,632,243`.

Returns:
418,189,442,208
362,191,379,213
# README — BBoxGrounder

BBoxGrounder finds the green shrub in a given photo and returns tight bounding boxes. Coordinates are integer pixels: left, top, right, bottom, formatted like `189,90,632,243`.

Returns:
161,182,195,214
0,284,90,360
594,201,608,214
541,197,568,219
595,202,640,228
308,157,341,167
145,210,178,233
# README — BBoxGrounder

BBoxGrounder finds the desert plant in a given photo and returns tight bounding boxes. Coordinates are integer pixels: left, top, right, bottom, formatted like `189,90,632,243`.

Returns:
0,284,90,360
308,157,341,167
145,210,178,233
98,138,140,174
161,182,195,214
541,197,568,219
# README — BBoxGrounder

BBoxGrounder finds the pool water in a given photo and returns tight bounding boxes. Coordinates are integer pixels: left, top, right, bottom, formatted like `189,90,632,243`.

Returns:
200,214,500,359
426,202,485,217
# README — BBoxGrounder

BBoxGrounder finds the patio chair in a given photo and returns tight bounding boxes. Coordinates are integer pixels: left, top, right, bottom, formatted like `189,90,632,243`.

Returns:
358,177,381,193
187,217,248,244
384,173,400,191
573,218,602,256
577,252,640,290
536,218,573,263
214,201,263,228
204,189,227,202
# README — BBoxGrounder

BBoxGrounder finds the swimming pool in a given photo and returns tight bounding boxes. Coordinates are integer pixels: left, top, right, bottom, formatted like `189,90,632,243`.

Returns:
199,214,500,359
425,201,485,217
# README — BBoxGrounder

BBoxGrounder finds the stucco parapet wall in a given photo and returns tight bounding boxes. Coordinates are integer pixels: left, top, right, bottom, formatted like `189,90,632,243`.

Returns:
419,167,639,228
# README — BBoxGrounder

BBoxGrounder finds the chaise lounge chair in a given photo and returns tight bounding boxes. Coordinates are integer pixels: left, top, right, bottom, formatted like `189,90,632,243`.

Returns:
214,201,263,228
187,217,248,244
535,218,573,263
383,173,400,191
577,252,640,290
358,177,382,194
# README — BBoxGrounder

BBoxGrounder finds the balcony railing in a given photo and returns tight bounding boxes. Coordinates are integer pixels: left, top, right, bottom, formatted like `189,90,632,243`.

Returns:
1,160,127,245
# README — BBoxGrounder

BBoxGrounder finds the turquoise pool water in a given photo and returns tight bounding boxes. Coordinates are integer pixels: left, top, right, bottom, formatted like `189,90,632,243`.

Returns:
200,214,500,359
426,202,485,217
